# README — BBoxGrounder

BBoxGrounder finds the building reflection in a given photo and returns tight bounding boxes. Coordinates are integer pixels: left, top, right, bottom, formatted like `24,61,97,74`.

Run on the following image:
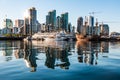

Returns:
44,42,71,70
55,48,70,70
0,41,22,61
23,41,38,72
45,47,56,69
14,49,24,59
0,40,110,71
76,41,109,65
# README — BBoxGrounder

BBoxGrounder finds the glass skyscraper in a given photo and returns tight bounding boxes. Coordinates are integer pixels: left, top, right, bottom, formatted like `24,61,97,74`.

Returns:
46,10,56,31
15,19,24,28
88,16,94,27
61,12,68,32
88,16,94,35
24,7,37,35
29,7,37,34
3,18,13,28
56,16,61,30
77,17,83,34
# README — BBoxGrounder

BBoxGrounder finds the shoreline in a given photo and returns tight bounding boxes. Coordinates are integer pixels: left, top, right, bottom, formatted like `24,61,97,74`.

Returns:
0,36,120,42
76,34,120,42
0,37,24,40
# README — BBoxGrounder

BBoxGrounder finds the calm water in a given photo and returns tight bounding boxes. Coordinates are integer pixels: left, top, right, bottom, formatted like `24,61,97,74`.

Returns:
0,40,120,80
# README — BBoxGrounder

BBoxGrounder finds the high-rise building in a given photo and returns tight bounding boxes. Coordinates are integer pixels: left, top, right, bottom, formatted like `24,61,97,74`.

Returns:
99,24,109,36
56,16,61,30
68,23,72,33
24,7,37,35
29,7,37,34
61,12,68,32
46,15,50,26
82,16,89,36
36,20,41,32
3,18,13,28
46,10,56,31
88,16,94,35
2,18,13,34
41,23,46,32
15,19,24,27
93,19,100,36
24,18,29,35
88,16,94,27
77,17,83,34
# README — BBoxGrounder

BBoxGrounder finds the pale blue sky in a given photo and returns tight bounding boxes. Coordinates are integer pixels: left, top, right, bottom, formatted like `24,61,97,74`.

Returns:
0,0,120,32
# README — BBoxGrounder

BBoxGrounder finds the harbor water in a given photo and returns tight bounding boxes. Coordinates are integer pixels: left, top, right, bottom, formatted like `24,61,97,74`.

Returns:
0,40,120,80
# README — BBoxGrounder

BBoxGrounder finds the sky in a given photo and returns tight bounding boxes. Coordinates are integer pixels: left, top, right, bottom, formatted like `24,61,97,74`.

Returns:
0,0,120,32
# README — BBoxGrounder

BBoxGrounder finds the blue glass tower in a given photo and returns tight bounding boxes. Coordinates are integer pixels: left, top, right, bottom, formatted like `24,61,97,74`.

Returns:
61,12,68,32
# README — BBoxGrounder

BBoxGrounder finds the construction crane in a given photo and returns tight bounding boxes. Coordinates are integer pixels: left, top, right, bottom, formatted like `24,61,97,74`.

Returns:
94,18,120,27
89,11,101,16
98,21,120,24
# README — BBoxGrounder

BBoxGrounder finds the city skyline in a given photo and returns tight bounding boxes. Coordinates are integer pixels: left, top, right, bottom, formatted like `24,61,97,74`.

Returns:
0,0,120,32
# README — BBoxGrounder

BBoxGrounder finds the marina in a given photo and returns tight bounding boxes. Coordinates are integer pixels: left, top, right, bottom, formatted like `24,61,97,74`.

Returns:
31,31,76,41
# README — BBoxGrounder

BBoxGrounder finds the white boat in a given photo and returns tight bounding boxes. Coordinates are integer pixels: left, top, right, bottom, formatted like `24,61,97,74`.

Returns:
55,31,67,41
31,31,75,41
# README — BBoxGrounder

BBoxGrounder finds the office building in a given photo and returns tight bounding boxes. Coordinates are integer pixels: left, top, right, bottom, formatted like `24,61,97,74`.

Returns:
36,20,41,32
99,24,109,36
61,12,68,32
15,19,24,27
88,16,94,27
77,17,83,34
41,23,46,32
29,7,37,34
24,17,29,35
56,16,61,31
88,16,94,35
3,18,13,28
24,7,37,35
68,23,72,33
46,15,50,26
46,10,56,31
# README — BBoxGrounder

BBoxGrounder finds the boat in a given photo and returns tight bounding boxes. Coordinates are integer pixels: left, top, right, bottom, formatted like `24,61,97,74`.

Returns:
76,34,89,41
31,31,76,41
55,31,67,41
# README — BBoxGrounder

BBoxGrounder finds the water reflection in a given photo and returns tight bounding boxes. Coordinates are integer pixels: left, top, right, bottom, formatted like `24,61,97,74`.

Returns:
45,47,56,69
76,41,109,65
44,41,71,69
55,48,70,70
0,40,111,71
23,41,38,72
0,41,23,61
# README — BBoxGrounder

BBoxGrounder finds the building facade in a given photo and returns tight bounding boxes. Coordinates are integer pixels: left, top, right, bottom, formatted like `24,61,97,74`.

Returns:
56,16,61,31
24,17,29,35
24,7,37,35
29,7,37,34
99,24,109,37
88,16,94,35
3,18,13,28
15,19,24,28
46,10,56,31
77,17,83,34
68,23,72,33
61,12,68,32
